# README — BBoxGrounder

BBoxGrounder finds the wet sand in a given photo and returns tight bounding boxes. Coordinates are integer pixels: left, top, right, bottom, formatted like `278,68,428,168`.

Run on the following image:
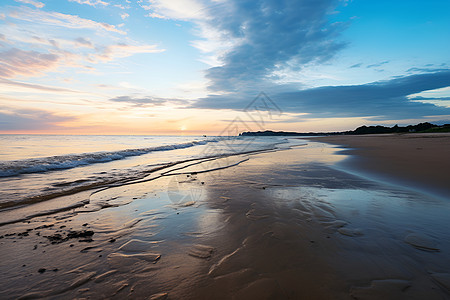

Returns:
1,141,450,299
307,133,450,198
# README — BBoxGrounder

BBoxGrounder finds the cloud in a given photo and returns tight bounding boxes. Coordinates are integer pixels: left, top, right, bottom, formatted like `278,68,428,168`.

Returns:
110,95,184,107
0,48,59,78
409,96,450,101
0,7,163,79
350,63,362,68
139,0,207,20
192,70,450,120
406,67,449,73
74,37,93,47
90,43,164,62
0,108,74,131
10,6,125,35
145,13,169,19
147,0,346,93
120,13,129,20
0,78,80,93
367,60,389,68
13,0,44,8
114,4,130,10
68,0,109,7
205,0,347,92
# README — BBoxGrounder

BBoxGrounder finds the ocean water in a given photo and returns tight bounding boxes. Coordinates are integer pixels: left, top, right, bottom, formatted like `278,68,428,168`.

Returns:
0,134,298,212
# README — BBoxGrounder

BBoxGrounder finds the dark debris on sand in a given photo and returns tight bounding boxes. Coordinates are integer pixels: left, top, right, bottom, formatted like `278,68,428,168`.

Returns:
44,230,94,244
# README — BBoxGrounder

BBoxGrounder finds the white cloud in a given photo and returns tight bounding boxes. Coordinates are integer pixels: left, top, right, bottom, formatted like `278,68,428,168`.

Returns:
145,12,168,19
68,0,110,7
120,13,129,20
114,4,130,9
90,43,165,62
13,0,44,8
10,6,126,35
139,0,207,20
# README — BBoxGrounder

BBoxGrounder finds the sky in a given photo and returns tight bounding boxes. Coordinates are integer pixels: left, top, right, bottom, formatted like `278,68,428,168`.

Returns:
0,0,449,135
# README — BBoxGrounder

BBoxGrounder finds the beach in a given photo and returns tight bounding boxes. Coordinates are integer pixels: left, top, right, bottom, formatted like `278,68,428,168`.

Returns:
308,133,450,198
1,135,450,299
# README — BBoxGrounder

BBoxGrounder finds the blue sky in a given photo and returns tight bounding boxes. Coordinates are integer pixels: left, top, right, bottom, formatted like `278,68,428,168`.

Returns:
0,0,449,134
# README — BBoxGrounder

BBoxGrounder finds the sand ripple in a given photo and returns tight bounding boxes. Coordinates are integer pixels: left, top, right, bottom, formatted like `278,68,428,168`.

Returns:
118,239,161,252
350,279,411,299
430,272,450,291
188,244,215,259
404,233,439,251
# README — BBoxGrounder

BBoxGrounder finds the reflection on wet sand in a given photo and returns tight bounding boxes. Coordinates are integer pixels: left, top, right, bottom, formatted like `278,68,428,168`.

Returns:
1,142,450,299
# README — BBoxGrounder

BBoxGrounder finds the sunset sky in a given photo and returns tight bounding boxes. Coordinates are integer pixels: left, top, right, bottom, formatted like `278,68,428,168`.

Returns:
1,0,450,135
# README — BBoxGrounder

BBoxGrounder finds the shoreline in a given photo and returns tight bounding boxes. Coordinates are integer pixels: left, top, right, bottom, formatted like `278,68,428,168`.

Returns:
1,141,450,299
307,133,450,199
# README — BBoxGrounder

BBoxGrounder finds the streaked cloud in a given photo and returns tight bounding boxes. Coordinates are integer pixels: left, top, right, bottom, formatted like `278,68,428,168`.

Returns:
0,78,80,93
110,95,184,107
0,108,74,131
114,4,130,10
350,63,362,68
0,7,164,79
90,43,165,62
139,0,207,20
68,0,109,7
367,60,389,69
74,37,93,48
13,0,44,8
145,13,169,19
0,48,59,78
10,6,125,35
193,70,450,120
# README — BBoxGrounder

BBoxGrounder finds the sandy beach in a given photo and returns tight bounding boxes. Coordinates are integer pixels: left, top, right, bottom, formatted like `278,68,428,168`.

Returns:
308,133,450,198
1,137,450,299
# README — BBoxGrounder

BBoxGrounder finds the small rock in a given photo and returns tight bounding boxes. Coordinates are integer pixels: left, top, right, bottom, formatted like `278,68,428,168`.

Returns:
38,268,46,273
109,238,116,243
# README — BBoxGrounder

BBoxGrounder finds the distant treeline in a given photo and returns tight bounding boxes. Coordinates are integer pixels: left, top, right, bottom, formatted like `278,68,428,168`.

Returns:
239,122,450,136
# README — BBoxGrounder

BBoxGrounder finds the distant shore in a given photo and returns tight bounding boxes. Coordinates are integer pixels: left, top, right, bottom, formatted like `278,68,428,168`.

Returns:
307,133,450,198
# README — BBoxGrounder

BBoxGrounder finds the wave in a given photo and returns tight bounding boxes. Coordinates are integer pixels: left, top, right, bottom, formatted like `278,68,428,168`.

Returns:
0,139,219,177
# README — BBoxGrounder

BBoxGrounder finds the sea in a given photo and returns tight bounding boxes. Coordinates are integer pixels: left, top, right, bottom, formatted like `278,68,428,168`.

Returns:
0,134,303,215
